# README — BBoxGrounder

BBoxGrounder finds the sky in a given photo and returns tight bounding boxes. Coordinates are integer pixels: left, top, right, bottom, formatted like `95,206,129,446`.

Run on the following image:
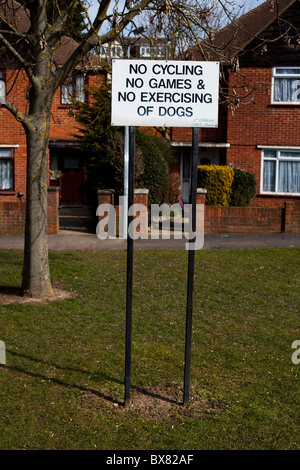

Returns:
87,0,266,31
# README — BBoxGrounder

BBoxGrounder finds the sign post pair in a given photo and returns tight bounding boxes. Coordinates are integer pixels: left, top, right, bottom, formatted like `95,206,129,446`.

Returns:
111,59,219,407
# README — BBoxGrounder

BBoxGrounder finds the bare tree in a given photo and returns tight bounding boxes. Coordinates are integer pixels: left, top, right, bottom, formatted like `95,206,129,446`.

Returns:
0,0,158,297
0,0,258,297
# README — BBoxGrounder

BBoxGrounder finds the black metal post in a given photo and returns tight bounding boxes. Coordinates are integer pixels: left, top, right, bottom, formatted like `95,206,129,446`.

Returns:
124,126,135,409
183,127,199,406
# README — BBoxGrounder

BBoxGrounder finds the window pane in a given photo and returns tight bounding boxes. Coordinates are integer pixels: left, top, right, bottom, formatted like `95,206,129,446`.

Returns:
64,156,80,169
0,150,12,158
0,79,5,100
278,161,300,193
76,74,85,102
0,160,13,190
263,160,276,192
61,81,73,104
275,68,300,75
274,78,300,102
280,151,300,159
264,150,276,158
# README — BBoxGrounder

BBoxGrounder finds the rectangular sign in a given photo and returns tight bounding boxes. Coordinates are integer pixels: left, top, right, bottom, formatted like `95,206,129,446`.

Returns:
111,60,219,128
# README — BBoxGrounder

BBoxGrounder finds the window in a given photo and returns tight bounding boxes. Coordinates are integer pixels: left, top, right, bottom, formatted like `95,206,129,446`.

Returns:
61,73,85,104
261,148,300,195
140,46,150,57
0,70,6,101
100,46,109,58
272,67,300,104
153,46,166,58
111,46,122,58
63,156,80,170
0,149,14,190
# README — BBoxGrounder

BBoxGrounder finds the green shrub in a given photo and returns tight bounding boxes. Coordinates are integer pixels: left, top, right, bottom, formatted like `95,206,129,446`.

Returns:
136,130,170,206
197,165,234,206
230,168,257,206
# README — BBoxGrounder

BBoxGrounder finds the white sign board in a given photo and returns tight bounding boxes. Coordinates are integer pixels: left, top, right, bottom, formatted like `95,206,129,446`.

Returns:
111,60,219,128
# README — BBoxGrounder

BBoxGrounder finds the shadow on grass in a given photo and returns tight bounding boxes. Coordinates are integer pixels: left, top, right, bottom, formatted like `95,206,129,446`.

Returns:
5,349,123,407
5,349,182,407
135,386,180,406
0,286,22,296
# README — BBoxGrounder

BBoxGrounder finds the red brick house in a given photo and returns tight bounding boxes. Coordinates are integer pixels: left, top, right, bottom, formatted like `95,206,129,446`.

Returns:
0,1,104,234
171,0,300,211
1,0,300,236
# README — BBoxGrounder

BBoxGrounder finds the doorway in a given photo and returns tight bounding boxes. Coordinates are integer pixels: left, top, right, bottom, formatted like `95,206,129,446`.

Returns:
50,146,86,205
180,146,226,203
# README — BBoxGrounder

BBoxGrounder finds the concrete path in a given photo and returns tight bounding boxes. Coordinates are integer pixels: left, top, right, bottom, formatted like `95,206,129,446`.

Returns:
0,231,299,251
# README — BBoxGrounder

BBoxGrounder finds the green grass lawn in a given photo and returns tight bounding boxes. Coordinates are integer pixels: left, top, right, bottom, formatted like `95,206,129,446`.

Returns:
0,247,299,450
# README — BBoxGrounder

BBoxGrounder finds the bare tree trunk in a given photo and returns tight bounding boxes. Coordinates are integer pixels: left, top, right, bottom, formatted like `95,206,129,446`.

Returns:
21,107,53,298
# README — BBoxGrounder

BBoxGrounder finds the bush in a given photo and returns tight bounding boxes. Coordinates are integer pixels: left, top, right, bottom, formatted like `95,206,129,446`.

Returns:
136,130,170,206
230,168,257,206
197,165,234,206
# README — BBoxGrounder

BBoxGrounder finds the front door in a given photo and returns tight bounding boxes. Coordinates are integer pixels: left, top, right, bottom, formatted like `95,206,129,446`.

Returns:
50,147,85,205
60,155,85,204
181,149,191,203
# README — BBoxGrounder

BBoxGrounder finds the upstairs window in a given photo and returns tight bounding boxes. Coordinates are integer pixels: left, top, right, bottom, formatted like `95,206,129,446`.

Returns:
100,46,109,58
0,149,14,190
0,70,6,101
61,73,85,105
140,46,150,57
111,46,122,58
272,67,300,104
153,46,166,58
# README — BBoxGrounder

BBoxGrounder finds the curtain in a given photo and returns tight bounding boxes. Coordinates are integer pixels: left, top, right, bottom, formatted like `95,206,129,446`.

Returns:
274,78,300,102
278,161,300,193
0,160,13,190
61,80,74,104
76,74,85,103
263,160,276,192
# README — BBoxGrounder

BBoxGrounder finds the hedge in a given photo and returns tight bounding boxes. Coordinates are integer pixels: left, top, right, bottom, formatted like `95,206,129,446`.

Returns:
230,168,257,206
197,165,234,206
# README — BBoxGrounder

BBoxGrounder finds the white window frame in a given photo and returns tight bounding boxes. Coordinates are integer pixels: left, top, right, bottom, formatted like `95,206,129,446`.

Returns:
61,73,86,105
100,46,109,58
153,46,165,58
0,69,6,101
111,45,123,58
272,67,300,105
260,146,300,196
0,148,14,191
140,46,150,57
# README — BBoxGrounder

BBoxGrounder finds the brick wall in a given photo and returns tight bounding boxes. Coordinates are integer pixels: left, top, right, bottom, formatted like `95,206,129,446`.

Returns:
97,189,149,237
0,187,59,235
226,67,300,207
203,206,283,233
195,191,299,234
0,69,105,204
284,201,300,234
47,187,60,234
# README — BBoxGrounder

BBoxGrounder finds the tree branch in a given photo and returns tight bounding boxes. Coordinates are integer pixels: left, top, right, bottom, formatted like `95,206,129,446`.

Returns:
0,30,32,73
55,0,153,88
0,96,29,128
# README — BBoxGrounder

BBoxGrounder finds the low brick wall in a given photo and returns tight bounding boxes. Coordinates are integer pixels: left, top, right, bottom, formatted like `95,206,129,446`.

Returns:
96,188,300,235
284,200,300,234
203,206,284,233
0,187,59,235
97,189,149,237
47,187,60,234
